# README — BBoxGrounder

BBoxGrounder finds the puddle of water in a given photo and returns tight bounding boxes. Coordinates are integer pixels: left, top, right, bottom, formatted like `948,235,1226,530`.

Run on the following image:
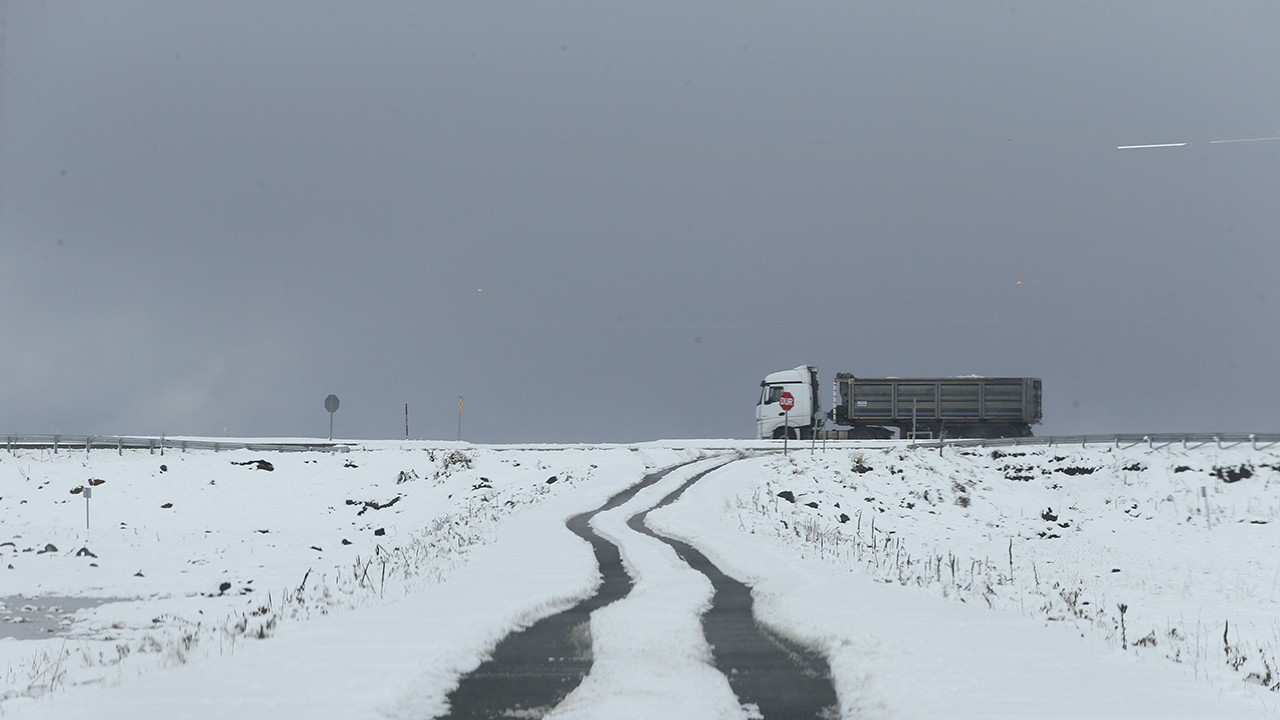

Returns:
0,596,116,641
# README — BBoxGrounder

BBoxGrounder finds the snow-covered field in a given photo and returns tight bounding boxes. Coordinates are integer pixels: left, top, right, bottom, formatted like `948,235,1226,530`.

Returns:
2,439,1278,718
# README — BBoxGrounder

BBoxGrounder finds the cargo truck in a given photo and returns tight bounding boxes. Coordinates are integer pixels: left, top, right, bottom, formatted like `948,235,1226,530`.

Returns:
756,365,1042,440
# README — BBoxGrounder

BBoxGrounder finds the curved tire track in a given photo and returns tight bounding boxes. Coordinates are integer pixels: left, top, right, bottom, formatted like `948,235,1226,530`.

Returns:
439,456,838,719
438,460,705,719
629,466,840,719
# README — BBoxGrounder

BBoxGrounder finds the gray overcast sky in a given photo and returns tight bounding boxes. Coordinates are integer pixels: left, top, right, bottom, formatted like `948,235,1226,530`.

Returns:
2,2,1278,442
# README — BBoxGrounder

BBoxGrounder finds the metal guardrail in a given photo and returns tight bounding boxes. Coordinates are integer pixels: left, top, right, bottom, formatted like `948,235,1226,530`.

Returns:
908,432,1280,451
3,434,350,455
6,433,1278,455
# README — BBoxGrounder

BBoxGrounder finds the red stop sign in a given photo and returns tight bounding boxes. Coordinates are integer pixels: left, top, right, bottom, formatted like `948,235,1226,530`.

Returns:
779,391,795,411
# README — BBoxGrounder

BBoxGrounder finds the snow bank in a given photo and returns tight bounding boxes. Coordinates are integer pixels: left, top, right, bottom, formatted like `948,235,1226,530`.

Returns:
650,444,1280,718
5,439,1279,719
1,442,693,717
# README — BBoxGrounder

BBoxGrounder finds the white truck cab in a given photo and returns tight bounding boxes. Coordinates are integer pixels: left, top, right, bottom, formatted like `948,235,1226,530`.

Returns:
755,365,821,439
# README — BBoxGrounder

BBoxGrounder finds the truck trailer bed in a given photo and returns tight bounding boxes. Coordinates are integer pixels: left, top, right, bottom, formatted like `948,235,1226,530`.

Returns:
834,374,1042,425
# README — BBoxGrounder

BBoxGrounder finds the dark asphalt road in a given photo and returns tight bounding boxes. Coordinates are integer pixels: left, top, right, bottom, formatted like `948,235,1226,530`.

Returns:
436,461,699,719
436,456,839,719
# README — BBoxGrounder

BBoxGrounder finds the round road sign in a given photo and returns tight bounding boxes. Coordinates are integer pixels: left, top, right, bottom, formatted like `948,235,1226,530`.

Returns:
324,394,340,413
779,391,795,412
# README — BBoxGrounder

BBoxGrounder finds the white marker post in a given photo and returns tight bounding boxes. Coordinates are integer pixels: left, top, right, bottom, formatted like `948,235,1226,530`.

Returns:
1201,486,1213,530
84,486,92,530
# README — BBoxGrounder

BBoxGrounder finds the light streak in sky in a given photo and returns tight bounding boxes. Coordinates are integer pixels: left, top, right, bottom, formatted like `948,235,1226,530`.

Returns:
1118,135,1280,150
1117,142,1187,150
1208,136,1280,145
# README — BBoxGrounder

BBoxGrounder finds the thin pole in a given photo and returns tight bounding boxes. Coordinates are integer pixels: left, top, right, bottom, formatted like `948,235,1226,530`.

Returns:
329,412,334,441
457,396,463,441
405,403,409,440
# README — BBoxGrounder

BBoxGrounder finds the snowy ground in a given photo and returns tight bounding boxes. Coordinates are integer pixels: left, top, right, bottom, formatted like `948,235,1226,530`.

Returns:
2,439,1278,718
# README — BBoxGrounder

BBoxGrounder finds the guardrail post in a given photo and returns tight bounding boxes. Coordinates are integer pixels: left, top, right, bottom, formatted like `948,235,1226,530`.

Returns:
160,433,165,456
53,434,59,453
1215,435,1222,450
118,438,123,456
1252,433,1258,452
85,436,93,458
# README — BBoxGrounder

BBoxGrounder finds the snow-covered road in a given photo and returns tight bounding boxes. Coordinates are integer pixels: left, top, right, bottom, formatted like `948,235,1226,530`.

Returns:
3,440,1278,718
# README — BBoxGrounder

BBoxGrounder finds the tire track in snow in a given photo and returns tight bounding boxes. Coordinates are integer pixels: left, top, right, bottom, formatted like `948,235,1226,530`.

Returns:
628,465,840,719
439,456,838,719
437,458,710,719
